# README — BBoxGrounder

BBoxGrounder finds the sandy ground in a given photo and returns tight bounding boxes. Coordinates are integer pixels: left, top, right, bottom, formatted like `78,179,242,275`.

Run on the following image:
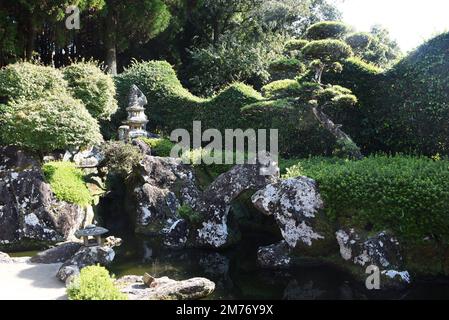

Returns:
0,258,67,300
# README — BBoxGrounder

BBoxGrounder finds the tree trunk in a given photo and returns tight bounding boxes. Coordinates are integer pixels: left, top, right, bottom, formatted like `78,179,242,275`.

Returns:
311,105,364,160
105,8,118,75
25,14,36,61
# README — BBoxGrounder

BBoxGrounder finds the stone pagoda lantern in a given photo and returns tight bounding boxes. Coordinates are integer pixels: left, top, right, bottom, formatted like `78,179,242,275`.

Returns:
75,224,109,247
118,85,149,142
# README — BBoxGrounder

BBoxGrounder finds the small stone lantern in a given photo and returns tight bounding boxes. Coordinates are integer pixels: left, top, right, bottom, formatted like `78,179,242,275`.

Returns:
75,224,109,247
119,85,149,142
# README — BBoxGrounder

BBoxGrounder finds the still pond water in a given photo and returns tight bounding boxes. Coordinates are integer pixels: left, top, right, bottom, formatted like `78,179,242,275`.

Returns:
108,232,449,300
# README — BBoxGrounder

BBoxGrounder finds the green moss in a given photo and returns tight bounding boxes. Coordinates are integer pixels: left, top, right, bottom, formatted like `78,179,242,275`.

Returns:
177,204,202,226
42,161,92,207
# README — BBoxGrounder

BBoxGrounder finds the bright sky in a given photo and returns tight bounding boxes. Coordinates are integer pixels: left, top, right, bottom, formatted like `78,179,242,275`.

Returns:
337,0,449,52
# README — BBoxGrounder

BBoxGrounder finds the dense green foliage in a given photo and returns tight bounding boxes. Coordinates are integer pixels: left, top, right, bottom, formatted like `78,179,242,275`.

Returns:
0,94,102,153
67,265,127,300
100,141,143,177
177,204,202,226
283,156,449,243
42,161,92,206
139,137,175,157
261,79,301,99
112,60,335,157
302,39,353,62
0,62,68,103
268,57,304,81
305,21,350,40
63,62,118,120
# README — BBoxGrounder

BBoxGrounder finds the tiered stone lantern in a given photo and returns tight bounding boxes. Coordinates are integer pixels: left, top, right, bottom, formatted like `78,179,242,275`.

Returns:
118,85,149,142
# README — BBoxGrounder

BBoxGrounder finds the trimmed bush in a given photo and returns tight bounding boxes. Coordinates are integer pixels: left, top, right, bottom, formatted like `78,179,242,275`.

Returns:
42,161,92,206
0,94,102,153
262,79,301,99
67,265,127,300
302,39,353,63
305,21,351,40
283,156,449,243
345,32,373,53
101,141,143,177
268,57,304,81
284,39,309,52
0,62,68,103
112,60,336,158
139,137,175,157
63,62,118,120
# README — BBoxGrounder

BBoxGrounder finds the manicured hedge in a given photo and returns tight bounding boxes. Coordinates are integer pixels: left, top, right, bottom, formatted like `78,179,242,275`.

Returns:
283,156,449,243
111,60,335,157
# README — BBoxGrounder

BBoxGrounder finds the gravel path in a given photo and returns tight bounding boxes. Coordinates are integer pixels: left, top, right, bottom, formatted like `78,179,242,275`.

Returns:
0,258,67,300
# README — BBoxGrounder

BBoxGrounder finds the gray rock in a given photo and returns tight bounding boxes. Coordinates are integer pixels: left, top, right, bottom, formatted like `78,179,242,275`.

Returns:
128,154,279,249
252,177,334,255
30,242,82,264
257,241,292,269
335,229,411,289
56,245,116,282
0,251,13,264
116,275,215,300
73,146,104,168
0,146,92,251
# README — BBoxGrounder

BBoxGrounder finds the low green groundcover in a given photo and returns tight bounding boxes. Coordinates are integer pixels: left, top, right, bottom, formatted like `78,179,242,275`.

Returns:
282,155,449,243
42,161,92,207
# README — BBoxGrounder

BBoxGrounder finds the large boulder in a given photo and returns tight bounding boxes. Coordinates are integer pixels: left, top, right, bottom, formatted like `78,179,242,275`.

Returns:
116,275,215,300
252,177,335,267
128,155,279,249
56,245,116,282
0,146,92,251
335,229,411,289
30,242,82,264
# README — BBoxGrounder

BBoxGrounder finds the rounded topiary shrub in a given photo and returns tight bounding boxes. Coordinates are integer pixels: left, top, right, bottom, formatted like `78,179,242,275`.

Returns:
284,39,309,52
63,62,118,120
302,39,353,62
0,94,102,153
305,21,351,40
0,62,68,103
67,265,127,300
262,79,301,99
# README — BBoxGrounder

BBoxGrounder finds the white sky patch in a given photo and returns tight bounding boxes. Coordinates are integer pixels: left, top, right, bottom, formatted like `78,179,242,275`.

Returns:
337,0,449,52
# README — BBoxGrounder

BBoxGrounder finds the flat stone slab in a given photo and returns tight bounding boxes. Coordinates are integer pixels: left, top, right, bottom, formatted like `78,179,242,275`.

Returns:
0,258,67,300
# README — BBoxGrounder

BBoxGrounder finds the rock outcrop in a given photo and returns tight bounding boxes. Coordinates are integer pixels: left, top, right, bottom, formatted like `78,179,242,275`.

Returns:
0,146,93,251
116,275,215,300
335,229,411,289
128,155,279,249
252,177,334,267
30,242,82,264
56,245,116,282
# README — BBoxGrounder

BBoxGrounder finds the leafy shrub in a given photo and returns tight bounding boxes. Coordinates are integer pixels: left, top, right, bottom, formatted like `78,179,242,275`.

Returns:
285,156,449,243
268,57,304,81
42,161,92,206
284,39,309,52
0,94,102,153
262,79,301,99
305,21,351,40
67,265,127,300
0,62,68,103
302,39,353,63
345,32,373,53
101,141,143,177
140,137,175,157
113,60,336,158
63,62,118,120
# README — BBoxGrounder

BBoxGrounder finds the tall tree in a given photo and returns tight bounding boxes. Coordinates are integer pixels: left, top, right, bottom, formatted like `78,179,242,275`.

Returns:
0,0,104,61
99,0,171,75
